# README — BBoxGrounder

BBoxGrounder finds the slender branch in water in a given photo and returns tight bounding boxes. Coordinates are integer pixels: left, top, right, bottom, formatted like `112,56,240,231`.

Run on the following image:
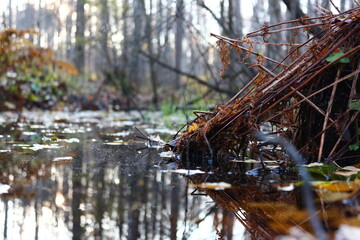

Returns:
256,131,328,240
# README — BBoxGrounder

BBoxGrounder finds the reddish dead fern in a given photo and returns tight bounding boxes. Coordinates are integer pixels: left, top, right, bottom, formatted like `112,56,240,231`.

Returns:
174,6,360,168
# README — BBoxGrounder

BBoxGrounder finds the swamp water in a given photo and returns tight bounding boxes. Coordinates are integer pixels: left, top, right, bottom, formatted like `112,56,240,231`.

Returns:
0,111,244,240
1,111,360,240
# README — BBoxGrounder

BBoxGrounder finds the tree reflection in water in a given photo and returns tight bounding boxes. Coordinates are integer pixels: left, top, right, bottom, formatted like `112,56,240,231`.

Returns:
0,112,244,240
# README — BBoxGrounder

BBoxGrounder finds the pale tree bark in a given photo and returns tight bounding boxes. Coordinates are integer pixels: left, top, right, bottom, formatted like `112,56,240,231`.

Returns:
143,0,159,108
37,0,41,46
268,0,283,62
175,0,184,88
116,0,135,103
320,0,330,9
307,0,314,15
74,0,85,72
65,1,73,60
282,0,323,37
8,0,12,27
99,0,111,67
228,0,234,36
128,0,144,86
340,0,346,12
233,0,242,37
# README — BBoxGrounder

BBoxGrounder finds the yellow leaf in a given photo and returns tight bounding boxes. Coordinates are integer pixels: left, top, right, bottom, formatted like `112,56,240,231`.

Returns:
55,60,79,75
315,182,357,192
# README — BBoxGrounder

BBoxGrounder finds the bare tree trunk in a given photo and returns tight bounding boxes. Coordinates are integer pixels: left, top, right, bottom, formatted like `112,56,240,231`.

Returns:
74,0,85,73
175,0,184,88
340,0,346,12
99,0,111,67
128,0,144,87
37,0,41,46
321,0,330,9
8,0,12,27
65,7,73,60
233,0,242,37
143,0,159,108
268,0,283,62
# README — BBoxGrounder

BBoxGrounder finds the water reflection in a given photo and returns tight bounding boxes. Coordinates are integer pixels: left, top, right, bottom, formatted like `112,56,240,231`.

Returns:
0,111,244,240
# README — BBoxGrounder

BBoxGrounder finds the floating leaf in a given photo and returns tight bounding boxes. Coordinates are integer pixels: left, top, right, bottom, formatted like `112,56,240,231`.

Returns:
53,156,73,162
316,189,353,202
306,164,338,180
159,151,175,158
315,181,359,192
193,182,232,190
343,166,360,172
335,171,358,177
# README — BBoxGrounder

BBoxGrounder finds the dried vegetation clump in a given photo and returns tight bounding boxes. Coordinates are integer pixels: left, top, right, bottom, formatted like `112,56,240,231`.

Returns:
174,6,360,168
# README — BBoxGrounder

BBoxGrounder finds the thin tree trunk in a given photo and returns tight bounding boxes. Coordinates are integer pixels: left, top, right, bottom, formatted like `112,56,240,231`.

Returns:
175,0,184,88
37,0,41,46
74,0,85,72
143,0,159,108
128,0,144,86
100,0,111,67
340,0,346,12
8,0,12,27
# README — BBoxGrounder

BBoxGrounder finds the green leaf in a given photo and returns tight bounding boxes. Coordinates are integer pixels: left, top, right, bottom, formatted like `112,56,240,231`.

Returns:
26,94,39,101
306,164,339,181
349,100,360,110
349,144,359,151
325,52,350,64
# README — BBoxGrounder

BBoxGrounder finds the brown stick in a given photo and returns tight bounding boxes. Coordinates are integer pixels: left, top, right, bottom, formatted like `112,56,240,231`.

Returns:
211,33,286,67
317,68,341,161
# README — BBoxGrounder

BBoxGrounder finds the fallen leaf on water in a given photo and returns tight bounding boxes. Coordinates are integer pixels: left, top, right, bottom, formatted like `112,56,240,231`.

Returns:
316,189,353,202
305,162,324,167
342,166,360,172
53,156,73,163
159,151,174,158
335,171,358,177
191,182,232,190
277,183,294,191
315,182,357,192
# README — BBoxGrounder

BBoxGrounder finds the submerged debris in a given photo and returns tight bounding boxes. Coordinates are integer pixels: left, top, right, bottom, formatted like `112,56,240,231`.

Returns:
173,6,360,169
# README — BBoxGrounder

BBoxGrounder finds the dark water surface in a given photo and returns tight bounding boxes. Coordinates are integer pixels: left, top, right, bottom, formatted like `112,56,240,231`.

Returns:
0,111,245,240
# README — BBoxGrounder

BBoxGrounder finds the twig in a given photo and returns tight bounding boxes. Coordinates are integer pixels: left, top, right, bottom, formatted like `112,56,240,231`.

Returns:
211,33,286,67
226,74,259,105
263,69,360,124
329,0,341,13
247,22,327,37
318,68,340,161
257,65,334,122
257,43,360,120
328,111,360,159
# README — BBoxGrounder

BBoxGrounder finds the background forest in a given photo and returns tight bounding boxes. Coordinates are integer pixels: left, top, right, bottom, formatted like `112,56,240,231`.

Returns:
0,0,358,112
